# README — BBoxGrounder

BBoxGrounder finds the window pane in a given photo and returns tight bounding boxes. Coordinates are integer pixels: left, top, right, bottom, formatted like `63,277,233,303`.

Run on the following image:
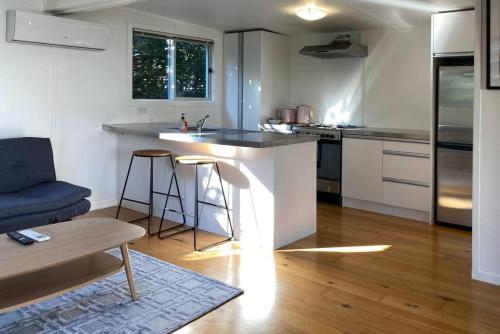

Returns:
132,34,169,99
175,41,208,99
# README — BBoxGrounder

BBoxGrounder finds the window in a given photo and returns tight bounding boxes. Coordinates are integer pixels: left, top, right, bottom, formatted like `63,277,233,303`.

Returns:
132,28,213,101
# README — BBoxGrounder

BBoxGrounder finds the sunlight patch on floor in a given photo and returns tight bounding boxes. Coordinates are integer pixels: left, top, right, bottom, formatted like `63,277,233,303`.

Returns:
180,242,243,261
277,245,392,253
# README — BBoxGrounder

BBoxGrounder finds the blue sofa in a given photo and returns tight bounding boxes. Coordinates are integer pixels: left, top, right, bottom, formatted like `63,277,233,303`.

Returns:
0,137,91,233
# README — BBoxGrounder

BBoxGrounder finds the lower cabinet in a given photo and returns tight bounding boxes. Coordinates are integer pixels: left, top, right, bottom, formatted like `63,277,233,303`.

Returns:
341,138,382,203
342,137,431,218
382,181,430,212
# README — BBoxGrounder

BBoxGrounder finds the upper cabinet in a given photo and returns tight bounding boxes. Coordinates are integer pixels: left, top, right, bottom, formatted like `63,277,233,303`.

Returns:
432,10,475,56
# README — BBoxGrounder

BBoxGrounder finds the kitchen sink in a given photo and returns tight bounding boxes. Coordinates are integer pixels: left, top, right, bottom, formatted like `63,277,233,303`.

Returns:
190,132,217,136
168,126,219,132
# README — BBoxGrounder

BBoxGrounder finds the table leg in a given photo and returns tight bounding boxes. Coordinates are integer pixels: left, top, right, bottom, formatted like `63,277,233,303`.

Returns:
120,244,137,301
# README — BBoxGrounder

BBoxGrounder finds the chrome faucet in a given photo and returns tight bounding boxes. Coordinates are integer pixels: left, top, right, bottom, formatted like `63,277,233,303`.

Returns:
197,115,210,133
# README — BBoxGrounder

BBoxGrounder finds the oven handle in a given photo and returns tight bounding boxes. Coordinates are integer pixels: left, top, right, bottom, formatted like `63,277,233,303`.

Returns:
317,141,322,169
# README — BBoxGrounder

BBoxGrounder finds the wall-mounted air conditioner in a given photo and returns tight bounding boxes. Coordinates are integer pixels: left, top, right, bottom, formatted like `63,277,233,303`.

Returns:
6,10,109,50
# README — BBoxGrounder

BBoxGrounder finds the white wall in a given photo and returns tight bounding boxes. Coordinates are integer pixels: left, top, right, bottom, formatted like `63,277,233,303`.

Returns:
472,0,500,285
0,1,223,210
289,26,432,130
363,26,431,129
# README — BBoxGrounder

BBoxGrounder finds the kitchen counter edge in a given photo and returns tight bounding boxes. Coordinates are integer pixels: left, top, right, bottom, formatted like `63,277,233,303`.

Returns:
103,123,319,148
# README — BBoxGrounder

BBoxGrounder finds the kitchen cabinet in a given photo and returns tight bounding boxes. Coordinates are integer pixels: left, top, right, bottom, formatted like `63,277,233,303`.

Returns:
342,138,383,203
382,181,430,212
432,10,475,55
342,137,431,220
383,154,430,184
382,141,431,185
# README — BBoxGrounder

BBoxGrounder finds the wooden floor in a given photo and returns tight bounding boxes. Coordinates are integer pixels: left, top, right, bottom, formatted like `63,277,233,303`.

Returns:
86,203,500,334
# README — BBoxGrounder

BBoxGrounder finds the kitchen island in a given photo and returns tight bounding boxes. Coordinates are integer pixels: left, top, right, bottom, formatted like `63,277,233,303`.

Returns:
103,123,318,250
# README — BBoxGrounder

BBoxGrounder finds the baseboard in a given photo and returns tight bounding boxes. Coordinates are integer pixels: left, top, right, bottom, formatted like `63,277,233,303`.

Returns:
472,270,500,286
342,198,430,223
90,199,118,211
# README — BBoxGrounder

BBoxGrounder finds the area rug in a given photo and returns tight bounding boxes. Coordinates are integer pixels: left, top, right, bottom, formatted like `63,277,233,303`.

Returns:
0,249,243,334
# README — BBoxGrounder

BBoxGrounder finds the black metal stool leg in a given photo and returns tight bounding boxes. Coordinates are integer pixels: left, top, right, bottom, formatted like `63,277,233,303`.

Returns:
159,162,174,232
116,155,134,219
172,156,187,226
194,162,234,252
158,157,192,239
216,162,234,238
146,156,155,236
194,165,199,251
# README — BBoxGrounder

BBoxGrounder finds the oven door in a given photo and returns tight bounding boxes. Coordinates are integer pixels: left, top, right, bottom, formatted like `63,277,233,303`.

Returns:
317,139,341,195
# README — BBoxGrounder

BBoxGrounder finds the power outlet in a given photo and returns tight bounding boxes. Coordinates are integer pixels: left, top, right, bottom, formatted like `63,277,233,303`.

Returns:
137,106,148,114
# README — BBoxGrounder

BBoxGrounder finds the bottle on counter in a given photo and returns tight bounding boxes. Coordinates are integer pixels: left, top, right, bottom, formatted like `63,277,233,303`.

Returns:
179,113,188,131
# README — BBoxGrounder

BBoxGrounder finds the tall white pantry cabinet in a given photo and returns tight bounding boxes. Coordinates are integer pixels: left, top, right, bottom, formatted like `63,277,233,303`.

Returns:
223,30,290,131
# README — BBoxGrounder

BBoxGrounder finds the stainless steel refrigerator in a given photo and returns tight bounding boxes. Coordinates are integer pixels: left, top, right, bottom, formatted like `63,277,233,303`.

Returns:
436,64,474,227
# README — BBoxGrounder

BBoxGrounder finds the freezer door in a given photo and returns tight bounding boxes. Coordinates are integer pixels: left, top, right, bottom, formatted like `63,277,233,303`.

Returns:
436,147,472,227
438,66,474,145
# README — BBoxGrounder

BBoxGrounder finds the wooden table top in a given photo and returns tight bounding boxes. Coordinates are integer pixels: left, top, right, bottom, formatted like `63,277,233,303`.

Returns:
0,218,145,280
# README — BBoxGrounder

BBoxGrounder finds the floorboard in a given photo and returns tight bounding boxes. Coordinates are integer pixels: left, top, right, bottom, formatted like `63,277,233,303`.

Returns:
84,203,500,334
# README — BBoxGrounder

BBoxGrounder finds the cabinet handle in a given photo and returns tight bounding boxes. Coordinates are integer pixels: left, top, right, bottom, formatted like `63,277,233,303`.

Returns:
383,177,430,188
383,150,430,159
342,134,430,144
433,52,474,58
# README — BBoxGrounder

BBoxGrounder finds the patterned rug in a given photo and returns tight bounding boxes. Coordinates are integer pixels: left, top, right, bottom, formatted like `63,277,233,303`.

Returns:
0,249,243,334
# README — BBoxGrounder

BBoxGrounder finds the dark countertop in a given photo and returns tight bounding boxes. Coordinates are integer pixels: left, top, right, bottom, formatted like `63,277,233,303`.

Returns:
103,122,318,148
342,127,430,143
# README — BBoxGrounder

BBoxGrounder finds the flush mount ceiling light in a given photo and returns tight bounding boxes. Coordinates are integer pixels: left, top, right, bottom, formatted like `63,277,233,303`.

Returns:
296,3,327,21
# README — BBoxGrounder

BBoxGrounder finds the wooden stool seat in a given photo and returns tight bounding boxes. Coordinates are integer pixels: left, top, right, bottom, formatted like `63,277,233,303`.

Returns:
175,155,217,165
133,149,172,158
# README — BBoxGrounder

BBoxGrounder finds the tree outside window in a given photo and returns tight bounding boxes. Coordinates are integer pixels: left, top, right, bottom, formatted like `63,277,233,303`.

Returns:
132,29,212,101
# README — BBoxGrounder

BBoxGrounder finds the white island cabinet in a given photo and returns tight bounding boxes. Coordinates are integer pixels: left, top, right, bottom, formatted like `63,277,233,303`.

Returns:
342,135,431,222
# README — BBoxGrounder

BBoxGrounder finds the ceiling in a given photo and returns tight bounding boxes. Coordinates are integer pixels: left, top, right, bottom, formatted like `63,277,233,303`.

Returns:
129,0,475,35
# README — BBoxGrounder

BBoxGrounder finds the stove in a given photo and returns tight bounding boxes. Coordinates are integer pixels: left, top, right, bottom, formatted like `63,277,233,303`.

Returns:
291,124,360,204
292,124,359,141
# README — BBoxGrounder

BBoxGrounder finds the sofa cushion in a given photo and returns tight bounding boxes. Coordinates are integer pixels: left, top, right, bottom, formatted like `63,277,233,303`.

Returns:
0,181,91,220
0,199,91,234
0,137,56,194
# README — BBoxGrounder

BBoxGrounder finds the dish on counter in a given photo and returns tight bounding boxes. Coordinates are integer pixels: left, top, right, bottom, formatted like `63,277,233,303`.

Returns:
267,118,282,125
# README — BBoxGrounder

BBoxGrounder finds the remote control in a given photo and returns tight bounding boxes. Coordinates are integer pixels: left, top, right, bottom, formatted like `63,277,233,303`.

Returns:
7,232,34,245
19,229,50,242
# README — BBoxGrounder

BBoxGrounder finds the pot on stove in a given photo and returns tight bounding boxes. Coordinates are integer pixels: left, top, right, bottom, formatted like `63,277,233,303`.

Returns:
296,105,312,124
276,108,297,124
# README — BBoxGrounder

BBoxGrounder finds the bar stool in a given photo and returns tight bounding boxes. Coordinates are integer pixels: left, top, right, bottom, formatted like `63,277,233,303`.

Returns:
116,149,185,236
159,155,234,251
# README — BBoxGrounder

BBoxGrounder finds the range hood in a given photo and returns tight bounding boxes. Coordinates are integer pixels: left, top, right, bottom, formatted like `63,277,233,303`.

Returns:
300,35,368,59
